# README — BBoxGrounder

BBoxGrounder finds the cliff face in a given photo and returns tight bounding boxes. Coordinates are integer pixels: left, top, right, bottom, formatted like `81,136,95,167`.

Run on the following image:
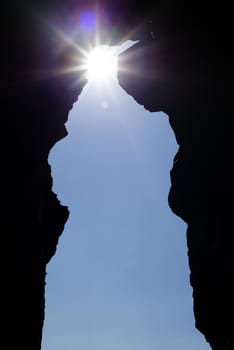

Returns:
1,2,87,349
118,3,232,350
1,1,231,350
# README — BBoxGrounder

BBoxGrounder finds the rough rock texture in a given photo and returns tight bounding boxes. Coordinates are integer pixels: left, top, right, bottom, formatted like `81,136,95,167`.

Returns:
1,1,231,349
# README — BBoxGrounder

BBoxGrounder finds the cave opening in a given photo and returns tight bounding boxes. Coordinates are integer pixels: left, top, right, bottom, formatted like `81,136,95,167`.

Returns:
42,42,209,350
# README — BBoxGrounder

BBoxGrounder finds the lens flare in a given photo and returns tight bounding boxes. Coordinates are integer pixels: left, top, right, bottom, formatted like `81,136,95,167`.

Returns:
80,12,97,33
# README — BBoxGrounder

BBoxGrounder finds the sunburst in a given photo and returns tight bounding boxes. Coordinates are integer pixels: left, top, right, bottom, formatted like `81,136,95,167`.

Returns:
85,46,117,82
38,11,139,89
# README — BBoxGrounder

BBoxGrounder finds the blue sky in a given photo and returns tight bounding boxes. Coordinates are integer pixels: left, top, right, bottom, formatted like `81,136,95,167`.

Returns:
41,42,210,350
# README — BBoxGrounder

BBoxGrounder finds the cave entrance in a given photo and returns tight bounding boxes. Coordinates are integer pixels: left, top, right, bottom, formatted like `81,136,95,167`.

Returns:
42,43,206,350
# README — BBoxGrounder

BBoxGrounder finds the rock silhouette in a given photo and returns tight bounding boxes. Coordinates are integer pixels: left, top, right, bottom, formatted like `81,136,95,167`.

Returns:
1,1,230,349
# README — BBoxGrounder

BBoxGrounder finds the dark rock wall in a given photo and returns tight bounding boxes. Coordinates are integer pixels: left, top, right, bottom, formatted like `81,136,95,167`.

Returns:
1,1,231,349
118,3,232,350
1,2,86,349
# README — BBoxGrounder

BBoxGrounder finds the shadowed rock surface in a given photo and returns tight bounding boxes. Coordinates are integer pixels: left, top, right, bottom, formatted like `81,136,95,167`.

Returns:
118,3,231,349
1,1,231,349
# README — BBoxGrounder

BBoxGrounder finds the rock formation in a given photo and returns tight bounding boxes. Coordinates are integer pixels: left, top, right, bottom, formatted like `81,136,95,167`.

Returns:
118,3,231,349
1,1,230,349
1,2,87,349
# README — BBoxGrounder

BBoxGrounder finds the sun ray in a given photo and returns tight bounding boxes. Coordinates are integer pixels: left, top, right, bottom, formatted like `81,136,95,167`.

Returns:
29,9,144,90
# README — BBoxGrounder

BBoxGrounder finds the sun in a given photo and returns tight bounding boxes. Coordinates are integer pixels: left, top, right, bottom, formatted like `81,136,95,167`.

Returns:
45,11,139,88
85,46,117,82
48,21,138,88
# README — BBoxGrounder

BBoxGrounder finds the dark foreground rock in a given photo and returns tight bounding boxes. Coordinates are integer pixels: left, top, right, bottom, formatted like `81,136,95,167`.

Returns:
1,1,231,349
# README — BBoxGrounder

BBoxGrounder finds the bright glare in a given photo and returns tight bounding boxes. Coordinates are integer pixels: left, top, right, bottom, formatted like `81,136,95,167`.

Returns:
86,46,117,81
